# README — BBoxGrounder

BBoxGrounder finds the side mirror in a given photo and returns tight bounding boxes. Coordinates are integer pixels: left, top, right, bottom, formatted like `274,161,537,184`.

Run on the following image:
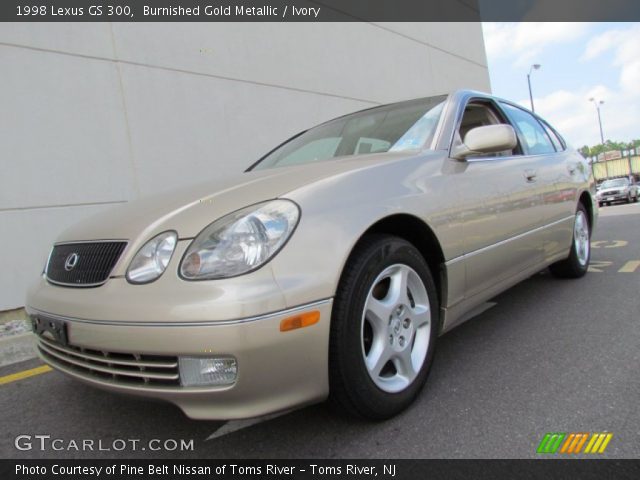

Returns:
452,124,518,160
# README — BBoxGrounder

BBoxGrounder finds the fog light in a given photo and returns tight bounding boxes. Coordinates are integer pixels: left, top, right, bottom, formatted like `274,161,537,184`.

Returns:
179,357,237,387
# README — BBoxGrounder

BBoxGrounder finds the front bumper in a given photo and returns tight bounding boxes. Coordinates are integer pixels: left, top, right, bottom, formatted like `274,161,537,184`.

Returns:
598,192,628,203
26,299,332,420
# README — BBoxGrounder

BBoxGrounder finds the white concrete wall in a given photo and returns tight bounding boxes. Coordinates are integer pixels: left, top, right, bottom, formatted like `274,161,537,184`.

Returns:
0,22,490,310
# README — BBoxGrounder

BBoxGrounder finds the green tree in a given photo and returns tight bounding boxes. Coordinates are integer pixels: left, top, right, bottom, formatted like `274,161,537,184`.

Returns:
579,145,591,157
604,140,625,151
590,144,606,157
582,139,639,159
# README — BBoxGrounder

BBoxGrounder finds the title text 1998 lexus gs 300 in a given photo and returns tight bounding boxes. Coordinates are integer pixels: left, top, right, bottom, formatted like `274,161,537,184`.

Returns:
27,90,596,420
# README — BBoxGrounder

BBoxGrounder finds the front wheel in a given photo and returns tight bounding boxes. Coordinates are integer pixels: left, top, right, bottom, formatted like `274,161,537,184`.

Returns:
549,204,591,278
329,235,438,420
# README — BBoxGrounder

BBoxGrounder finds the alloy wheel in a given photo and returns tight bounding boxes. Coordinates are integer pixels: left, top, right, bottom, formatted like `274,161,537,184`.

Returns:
574,210,590,267
360,264,431,393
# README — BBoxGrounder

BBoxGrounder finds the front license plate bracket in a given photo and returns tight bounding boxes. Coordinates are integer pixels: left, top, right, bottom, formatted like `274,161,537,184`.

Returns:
32,315,68,345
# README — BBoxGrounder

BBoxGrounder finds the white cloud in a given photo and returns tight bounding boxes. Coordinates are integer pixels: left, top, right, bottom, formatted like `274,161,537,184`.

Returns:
519,83,638,148
529,25,640,147
580,30,622,62
581,24,640,64
485,23,640,148
581,24,640,96
516,88,604,147
483,22,588,67
620,61,640,94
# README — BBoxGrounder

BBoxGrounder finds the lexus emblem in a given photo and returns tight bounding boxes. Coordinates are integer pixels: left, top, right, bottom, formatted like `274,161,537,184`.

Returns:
64,253,80,271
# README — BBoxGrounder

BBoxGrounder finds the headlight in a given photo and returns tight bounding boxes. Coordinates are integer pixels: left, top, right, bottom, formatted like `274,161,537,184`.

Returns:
180,199,300,280
126,231,178,284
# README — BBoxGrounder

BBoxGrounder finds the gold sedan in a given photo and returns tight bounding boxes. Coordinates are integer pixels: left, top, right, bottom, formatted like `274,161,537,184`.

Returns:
27,90,596,420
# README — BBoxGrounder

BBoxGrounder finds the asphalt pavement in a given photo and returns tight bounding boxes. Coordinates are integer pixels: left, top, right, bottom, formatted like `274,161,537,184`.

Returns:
1,202,638,459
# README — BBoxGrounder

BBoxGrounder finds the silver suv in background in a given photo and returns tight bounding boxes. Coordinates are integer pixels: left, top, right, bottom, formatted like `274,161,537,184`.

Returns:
596,178,639,206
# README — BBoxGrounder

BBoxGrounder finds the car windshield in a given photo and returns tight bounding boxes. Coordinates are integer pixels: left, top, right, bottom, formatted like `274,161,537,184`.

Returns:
250,95,447,170
601,179,629,188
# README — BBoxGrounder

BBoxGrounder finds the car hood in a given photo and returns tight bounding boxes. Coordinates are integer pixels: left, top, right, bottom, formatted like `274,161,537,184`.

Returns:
57,151,422,243
599,186,627,194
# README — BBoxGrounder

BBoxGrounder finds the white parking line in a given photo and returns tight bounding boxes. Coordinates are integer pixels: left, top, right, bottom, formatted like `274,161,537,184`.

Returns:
599,203,640,217
206,409,297,441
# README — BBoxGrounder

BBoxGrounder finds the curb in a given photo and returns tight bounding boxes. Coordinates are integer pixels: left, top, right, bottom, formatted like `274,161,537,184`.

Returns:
0,333,37,368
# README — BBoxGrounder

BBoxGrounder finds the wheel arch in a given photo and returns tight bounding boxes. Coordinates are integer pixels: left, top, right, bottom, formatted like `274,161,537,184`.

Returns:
341,213,447,328
578,190,595,232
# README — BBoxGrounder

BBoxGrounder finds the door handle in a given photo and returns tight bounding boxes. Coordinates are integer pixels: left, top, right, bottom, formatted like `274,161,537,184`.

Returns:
524,169,537,182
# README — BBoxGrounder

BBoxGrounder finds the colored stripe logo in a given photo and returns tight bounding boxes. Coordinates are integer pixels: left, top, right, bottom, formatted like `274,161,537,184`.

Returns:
537,432,613,454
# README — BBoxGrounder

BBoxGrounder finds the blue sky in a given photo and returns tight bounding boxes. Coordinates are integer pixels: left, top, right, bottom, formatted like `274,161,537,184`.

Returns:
482,22,640,149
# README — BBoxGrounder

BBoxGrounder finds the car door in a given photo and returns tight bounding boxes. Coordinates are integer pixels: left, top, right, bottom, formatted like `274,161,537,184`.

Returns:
499,103,576,263
452,99,546,299
537,118,584,260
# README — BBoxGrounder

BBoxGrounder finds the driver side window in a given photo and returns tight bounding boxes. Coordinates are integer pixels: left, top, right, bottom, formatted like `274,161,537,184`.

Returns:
458,102,518,158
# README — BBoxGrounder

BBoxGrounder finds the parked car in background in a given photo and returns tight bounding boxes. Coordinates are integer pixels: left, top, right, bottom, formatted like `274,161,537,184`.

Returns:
596,178,638,206
27,90,596,420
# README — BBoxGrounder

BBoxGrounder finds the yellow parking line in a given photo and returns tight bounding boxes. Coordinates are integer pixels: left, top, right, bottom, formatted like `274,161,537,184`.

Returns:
0,365,52,385
619,261,640,273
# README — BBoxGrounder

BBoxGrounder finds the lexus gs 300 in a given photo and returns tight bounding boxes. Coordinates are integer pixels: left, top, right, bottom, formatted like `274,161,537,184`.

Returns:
27,90,596,420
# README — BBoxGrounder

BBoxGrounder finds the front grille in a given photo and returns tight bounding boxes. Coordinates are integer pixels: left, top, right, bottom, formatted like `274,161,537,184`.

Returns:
46,242,127,287
37,336,180,388
605,190,620,195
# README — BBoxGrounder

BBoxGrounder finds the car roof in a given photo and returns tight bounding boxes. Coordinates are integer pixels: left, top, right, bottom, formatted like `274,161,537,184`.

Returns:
325,89,536,122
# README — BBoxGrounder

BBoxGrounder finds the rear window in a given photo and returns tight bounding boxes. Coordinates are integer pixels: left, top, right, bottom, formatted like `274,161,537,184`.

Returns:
540,121,565,152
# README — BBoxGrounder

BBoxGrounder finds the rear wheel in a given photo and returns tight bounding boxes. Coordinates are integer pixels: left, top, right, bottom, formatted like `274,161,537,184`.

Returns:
329,235,438,420
549,204,590,278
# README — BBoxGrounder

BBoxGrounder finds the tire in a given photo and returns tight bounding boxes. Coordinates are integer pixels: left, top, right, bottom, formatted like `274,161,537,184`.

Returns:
329,234,438,420
549,204,591,278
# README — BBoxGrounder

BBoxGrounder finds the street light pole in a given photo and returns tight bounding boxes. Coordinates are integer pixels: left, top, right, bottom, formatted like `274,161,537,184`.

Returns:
589,98,606,178
527,64,541,112
590,99,605,144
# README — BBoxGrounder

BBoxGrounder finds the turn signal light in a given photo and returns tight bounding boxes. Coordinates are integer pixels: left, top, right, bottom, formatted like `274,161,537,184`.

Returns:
280,310,320,332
